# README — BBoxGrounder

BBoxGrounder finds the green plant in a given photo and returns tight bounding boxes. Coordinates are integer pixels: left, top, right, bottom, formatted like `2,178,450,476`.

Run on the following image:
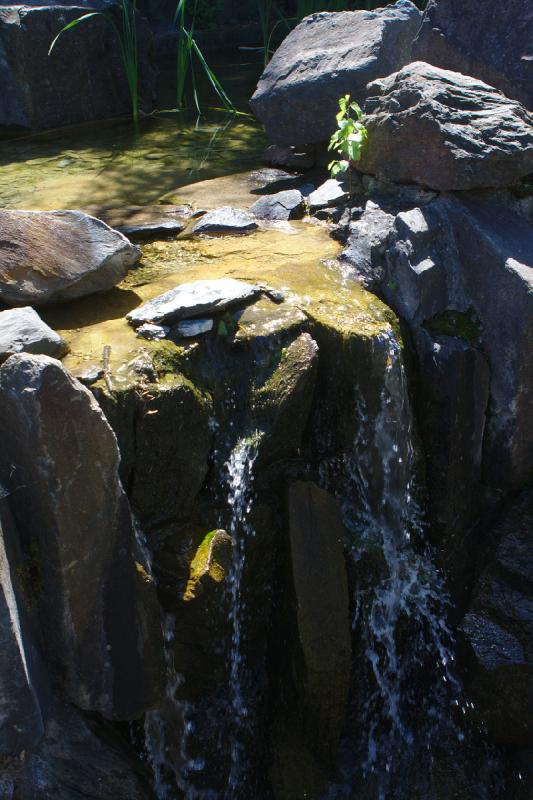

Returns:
49,0,140,126
175,0,235,113
328,94,367,194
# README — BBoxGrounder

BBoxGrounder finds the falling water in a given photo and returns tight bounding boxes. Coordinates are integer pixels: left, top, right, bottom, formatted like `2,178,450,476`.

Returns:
222,434,261,798
321,330,463,798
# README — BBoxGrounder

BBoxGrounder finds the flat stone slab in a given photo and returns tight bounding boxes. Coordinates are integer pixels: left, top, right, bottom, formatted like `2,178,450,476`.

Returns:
0,306,68,362
171,319,214,338
0,209,140,306
191,207,258,236
250,189,305,221
127,278,262,327
308,179,349,211
99,205,191,239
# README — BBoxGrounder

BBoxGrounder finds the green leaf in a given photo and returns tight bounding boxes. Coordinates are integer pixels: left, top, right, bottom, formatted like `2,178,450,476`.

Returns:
48,12,106,55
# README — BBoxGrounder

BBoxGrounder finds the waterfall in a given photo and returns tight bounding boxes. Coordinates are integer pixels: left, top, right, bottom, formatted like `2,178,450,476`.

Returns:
223,434,261,799
322,330,463,798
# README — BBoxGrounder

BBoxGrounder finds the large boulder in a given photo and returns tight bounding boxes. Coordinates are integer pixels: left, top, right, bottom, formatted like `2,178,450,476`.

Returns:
250,0,422,147
0,210,140,306
459,491,533,746
358,62,533,191
0,3,156,130
412,0,533,111
0,354,165,719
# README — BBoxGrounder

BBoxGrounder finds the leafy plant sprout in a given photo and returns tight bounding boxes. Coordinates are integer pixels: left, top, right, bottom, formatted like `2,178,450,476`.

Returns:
49,0,140,127
328,94,367,197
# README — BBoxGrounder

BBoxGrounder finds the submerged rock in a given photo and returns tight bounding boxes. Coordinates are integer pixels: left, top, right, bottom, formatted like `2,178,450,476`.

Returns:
0,4,156,130
0,306,68,362
99,205,190,239
127,278,262,326
250,0,422,146
0,354,165,718
191,206,258,236
412,0,533,111
0,210,140,306
250,189,305,221
358,62,533,191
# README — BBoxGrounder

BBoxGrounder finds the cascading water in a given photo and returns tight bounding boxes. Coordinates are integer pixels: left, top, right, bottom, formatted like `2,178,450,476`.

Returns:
321,330,464,799
222,434,261,799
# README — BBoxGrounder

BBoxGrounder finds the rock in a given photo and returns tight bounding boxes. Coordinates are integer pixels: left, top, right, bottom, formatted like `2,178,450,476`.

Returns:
7,699,155,799
73,364,105,386
254,333,319,465
0,210,140,306
0,354,165,718
99,205,190,239
127,278,262,327
0,492,46,755
308,179,348,211
0,4,156,130
191,207,258,236
412,0,533,111
339,200,395,288
96,370,212,529
171,318,214,338
136,323,170,340
0,306,68,362
250,0,422,146
358,62,533,191
261,144,315,170
459,491,533,745
183,529,233,602
250,190,305,221
248,168,313,196
287,482,351,764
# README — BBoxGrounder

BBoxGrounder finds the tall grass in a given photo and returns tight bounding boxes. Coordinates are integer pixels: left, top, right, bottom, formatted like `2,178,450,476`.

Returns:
49,0,140,126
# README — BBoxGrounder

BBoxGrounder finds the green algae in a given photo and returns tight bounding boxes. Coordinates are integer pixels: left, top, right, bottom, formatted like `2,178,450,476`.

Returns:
184,528,230,602
424,308,482,345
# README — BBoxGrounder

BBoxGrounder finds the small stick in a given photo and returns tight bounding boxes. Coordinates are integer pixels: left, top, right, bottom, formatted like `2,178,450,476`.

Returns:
102,345,112,392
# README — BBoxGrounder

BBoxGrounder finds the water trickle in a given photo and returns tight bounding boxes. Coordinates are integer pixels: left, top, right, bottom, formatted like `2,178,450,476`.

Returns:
322,330,462,798
222,434,261,798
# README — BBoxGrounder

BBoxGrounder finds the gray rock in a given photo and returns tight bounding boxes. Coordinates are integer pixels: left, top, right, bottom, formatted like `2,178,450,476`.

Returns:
358,62,533,191
250,0,422,146
0,210,140,306
250,189,305,221
0,4,156,130
0,492,46,755
136,322,170,340
0,354,165,719
191,206,258,236
171,318,214,338
99,205,190,239
73,365,105,386
308,179,348,211
412,0,533,111
0,306,68,362
127,278,262,327
261,144,315,170
339,200,396,288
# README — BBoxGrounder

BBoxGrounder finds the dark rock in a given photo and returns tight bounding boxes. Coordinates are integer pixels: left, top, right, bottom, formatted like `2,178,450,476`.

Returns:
0,4,156,130
247,167,307,195
0,306,68,362
358,62,533,191
7,699,155,799
171,318,213,338
250,189,305,221
261,144,315,170
127,278,262,327
73,364,105,386
287,481,351,764
0,492,46,755
99,205,190,239
250,0,422,146
412,0,533,111
0,354,165,719
339,200,395,289
459,491,533,745
191,206,258,236
0,210,140,306
308,179,348,211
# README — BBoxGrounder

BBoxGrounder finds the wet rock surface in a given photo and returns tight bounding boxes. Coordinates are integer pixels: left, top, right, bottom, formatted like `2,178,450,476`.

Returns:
0,210,140,306
250,189,305,221
0,4,156,130
99,205,191,239
0,354,165,719
0,305,68,362
358,62,533,191
250,0,422,146
412,0,533,111
191,206,258,235
308,179,349,211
